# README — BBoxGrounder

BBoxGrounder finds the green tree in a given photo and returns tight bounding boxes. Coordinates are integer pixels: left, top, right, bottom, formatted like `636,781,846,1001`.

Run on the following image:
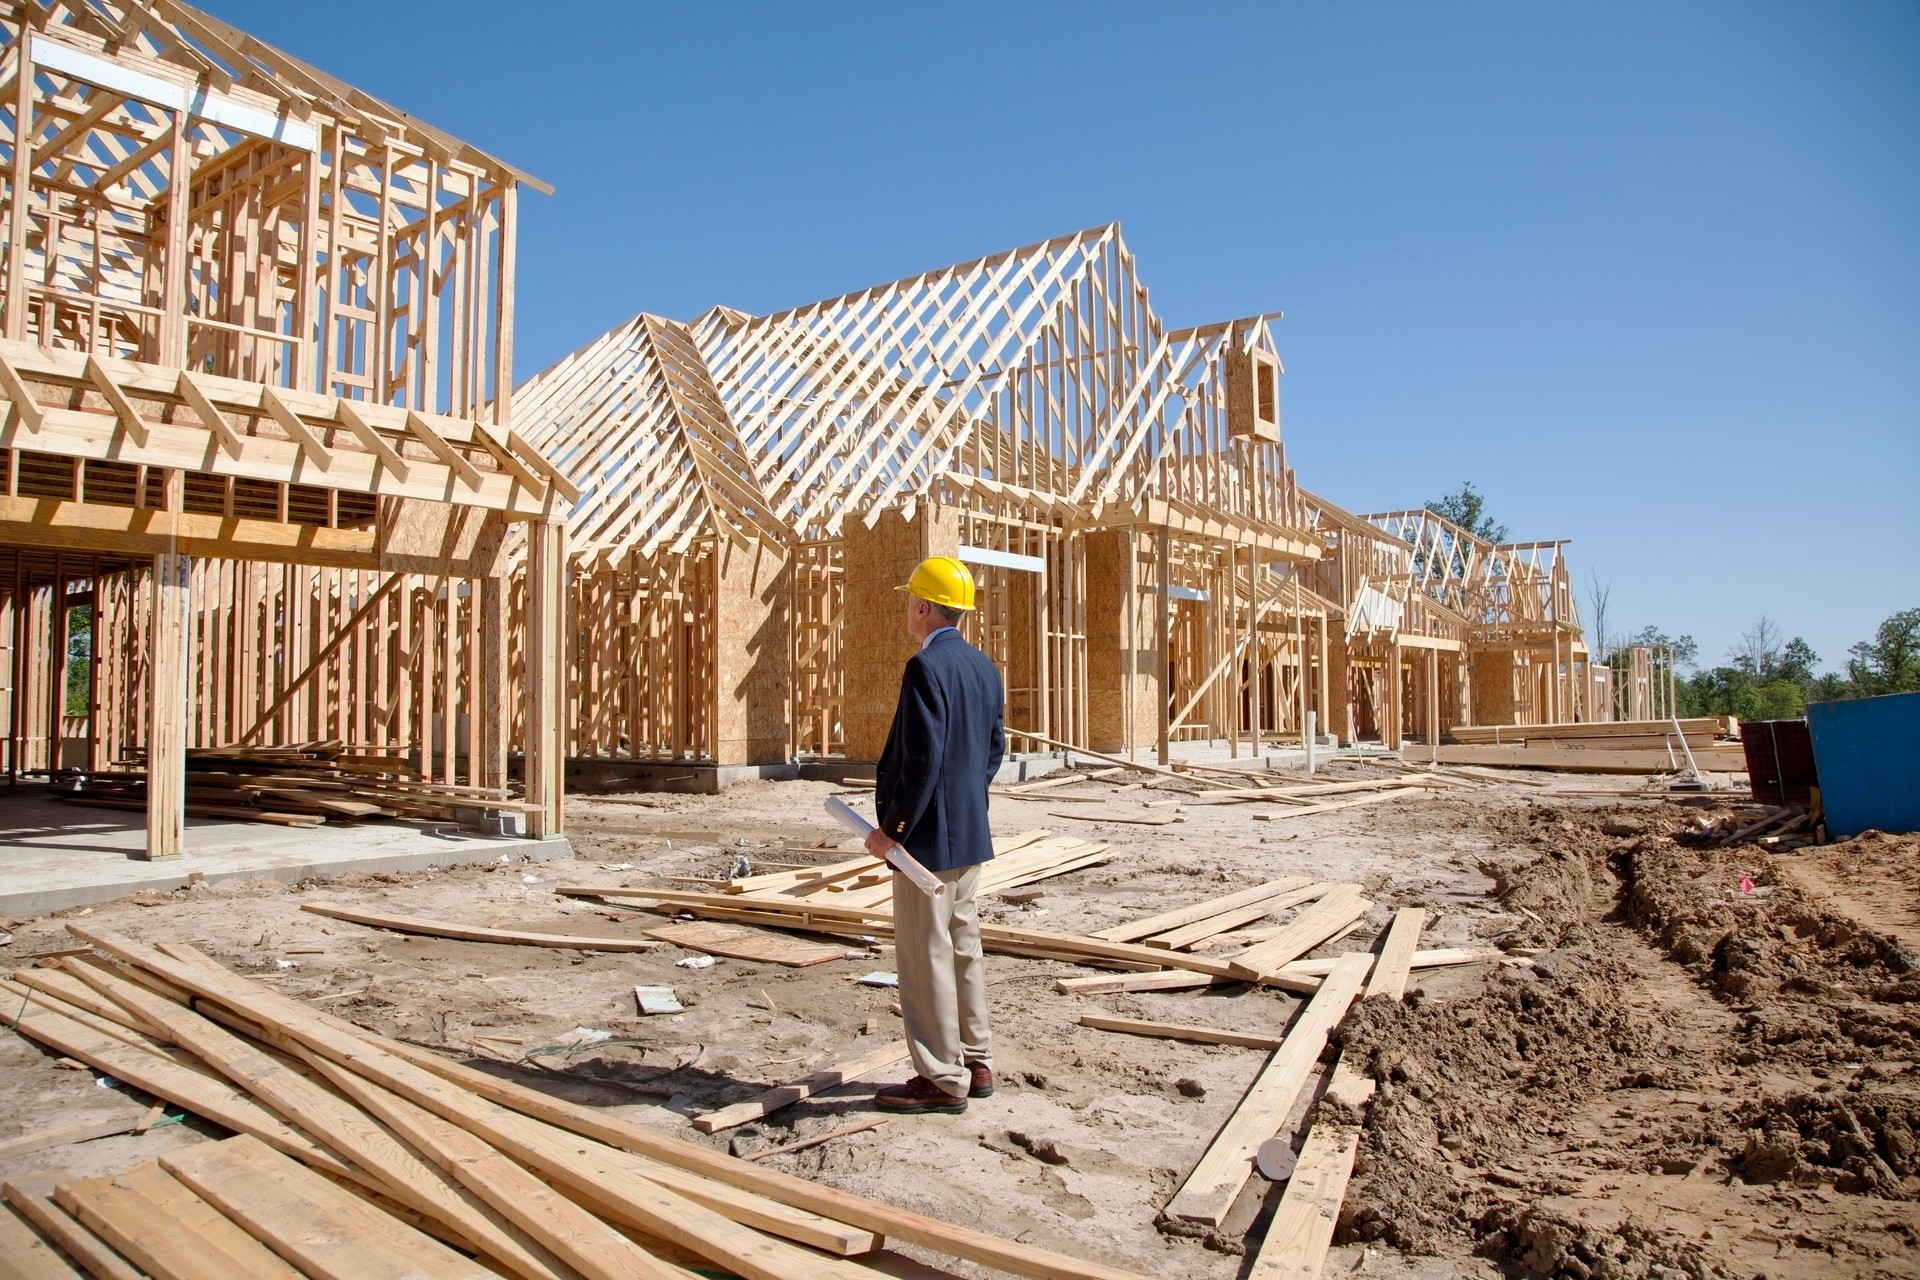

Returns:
1621,625,1698,672
1843,607,1920,696
1424,482,1509,544
65,606,92,717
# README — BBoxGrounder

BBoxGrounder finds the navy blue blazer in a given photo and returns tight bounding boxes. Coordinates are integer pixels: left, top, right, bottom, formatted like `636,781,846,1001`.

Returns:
875,628,1006,873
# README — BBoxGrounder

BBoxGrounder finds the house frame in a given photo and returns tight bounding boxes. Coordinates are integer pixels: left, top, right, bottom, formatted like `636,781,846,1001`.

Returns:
0,0,572,853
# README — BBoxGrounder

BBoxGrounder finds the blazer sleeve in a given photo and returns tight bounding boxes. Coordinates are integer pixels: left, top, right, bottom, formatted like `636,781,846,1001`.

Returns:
986,672,1005,780
876,657,947,842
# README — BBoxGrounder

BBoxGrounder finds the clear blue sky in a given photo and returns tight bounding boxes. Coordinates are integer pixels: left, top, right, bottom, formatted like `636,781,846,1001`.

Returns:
221,0,1919,673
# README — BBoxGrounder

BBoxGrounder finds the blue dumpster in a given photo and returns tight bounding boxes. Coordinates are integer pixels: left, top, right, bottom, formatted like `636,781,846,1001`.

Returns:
1805,691,1920,839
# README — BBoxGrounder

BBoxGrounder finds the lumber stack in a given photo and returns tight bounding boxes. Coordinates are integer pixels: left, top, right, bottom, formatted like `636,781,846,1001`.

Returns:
1429,743,1749,774
1,928,1152,1280
1446,717,1736,751
54,741,530,828
722,829,1112,911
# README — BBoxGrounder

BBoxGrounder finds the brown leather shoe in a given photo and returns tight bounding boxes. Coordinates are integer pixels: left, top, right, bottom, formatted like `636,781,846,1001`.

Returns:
965,1060,994,1098
873,1075,968,1114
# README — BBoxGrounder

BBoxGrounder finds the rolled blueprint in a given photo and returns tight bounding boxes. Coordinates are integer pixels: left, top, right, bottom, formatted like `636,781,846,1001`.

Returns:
822,795,944,898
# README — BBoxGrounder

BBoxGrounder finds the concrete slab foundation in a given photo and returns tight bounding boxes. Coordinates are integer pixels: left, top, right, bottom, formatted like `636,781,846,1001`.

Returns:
564,759,801,795
0,788,571,917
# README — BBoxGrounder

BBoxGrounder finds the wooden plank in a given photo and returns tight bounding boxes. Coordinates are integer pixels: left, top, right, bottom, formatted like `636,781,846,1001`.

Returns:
693,1042,911,1134
1077,1015,1283,1050
567,887,1257,985
300,902,663,952
54,1163,278,1280
65,960,556,1280
1225,888,1373,982
642,921,845,967
1087,876,1313,943
133,938,1157,1280
1245,1123,1359,1280
1163,953,1372,1226
1431,744,1747,774
1047,810,1184,826
0,1199,84,1280
1054,970,1218,995
160,1137,494,1280
114,1162,303,1279
0,1114,148,1159
1248,790,1428,821
298,1057,691,1280
1193,776,1438,801
306,1051,881,1261
1147,883,1333,951
2,1178,141,1280
1364,908,1427,1000
0,988,352,1178
74,934,890,1280
1245,913,1432,1279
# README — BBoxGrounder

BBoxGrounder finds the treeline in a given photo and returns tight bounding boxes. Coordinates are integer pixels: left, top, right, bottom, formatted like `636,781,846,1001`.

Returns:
1606,608,1920,724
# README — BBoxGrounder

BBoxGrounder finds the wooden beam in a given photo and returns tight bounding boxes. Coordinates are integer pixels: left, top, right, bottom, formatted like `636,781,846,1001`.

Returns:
1077,1015,1283,1051
159,1137,494,1280
0,497,379,569
299,902,663,952
334,400,412,480
144,553,189,860
84,355,151,447
1162,952,1371,1226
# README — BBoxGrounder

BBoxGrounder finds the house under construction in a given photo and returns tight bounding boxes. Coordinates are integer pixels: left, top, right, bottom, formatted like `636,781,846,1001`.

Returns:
1,2,1599,862
0,0,574,855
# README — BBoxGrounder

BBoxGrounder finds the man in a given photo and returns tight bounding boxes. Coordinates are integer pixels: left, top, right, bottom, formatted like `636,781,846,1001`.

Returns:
866,555,1005,1115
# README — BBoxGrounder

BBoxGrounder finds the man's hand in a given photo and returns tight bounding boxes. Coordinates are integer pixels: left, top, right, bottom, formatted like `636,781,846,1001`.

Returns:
864,828,896,862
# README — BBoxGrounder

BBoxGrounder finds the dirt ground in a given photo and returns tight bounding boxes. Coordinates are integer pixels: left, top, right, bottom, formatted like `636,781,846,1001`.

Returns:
4,759,1918,1279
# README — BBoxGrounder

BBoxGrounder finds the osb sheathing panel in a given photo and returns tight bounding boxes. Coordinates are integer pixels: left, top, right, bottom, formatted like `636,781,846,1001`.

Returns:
841,505,961,760
1326,631,1353,744
1085,528,1160,752
377,500,508,577
1471,648,1517,726
713,539,792,766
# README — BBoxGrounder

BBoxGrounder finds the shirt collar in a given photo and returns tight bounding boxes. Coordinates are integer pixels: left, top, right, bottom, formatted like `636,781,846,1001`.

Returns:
920,625,958,651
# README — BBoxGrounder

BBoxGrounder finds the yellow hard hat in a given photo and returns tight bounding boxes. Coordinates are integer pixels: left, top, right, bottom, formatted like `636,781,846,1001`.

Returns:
896,556,975,610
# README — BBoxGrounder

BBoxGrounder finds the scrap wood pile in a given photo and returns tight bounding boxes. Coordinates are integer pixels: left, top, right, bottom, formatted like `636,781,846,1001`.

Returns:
563,855,1524,1278
55,741,530,829
994,757,1475,825
719,827,1113,910
0,927,1152,1280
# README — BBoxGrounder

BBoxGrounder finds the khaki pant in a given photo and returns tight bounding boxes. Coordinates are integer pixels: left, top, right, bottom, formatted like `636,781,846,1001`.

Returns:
892,861,991,1098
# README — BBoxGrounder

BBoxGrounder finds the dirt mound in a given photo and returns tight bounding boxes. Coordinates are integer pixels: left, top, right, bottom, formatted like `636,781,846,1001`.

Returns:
1336,943,1669,1255
1474,1203,1709,1280
1335,814,1674,1259
1337,802,1920,1277
1726,1088,1920,1196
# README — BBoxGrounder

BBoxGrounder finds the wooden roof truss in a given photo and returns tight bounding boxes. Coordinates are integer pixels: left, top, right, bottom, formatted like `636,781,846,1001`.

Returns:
513,313,784,568
3,1,540,423
1362,507,1581,646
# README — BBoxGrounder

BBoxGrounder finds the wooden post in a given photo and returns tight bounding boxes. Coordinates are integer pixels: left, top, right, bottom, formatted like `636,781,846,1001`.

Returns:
1428,648,1441,763
5,36,34,340
145,553,190,860
159,108,191,366
1155,526,1171,767
525,520,566,838
477,574,508,792
1315,612,1329,741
